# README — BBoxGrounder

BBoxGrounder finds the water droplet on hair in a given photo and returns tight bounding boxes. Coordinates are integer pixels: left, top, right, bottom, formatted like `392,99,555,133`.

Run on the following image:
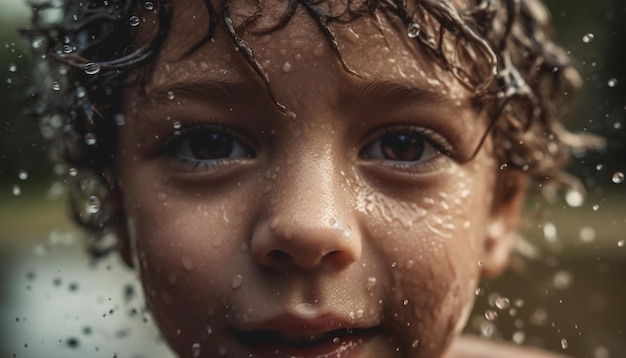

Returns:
607,78,617,87
84,133,97,146
611,171,624,183
407,23,421,38
232,274,243,289
11,184,21,196
8,63,16,72
129,15,140,27
83,62,100,75
484,309,498,321
582,33,595,43
114,114,126,126
561,338,568,349
144,1,155,10
495,296,510,310
18,170,28,181
191,343,201,357
51,81,61,91
86,196,101,214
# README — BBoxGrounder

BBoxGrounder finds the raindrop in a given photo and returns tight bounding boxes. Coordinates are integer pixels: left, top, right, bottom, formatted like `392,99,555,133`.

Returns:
75,86,86,98
512,331,525,344
484,309,498,321
411,339,419,348
561,338,568,349
282,61,292,73
552,270,573,290
8,63,16,72
579,226,596,242
611,172,624,184
565,190,584,207
84,133,97,146
12,185,21,196
84,62,100,75
18,170,28,181
173,121,181,129
543,222,557,242
231,274,243,289
114,114,126,126
495,296,510,310
129,15,141,27
407,23,421,38
144,1,155,10
592,204,599,211
86,196,101,214
618,240,625,248
166,91,175,100
582,33,595,43
68,168,78,177
596,164,603,171
607,78,618,88
62,44,73,53
51,81,61,91
191,343,201,357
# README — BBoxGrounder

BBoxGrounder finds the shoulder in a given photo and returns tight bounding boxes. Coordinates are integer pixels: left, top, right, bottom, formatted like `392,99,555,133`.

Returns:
446,335,571,358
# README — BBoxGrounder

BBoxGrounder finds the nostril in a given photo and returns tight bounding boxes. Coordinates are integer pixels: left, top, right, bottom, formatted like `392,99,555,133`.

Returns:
267,250,293,265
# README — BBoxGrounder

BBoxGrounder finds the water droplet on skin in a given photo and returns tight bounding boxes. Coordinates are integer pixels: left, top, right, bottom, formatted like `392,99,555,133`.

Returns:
407,23,421,38
282,61,292,72
611,172,624,184
86,196,101,214
484,309,498,321
495,296,510,310
618,240,625,247
607,78,618,88
411,339,419,348
181,258,194,271
83,62,100,75
18,170,28,181
8,63,16,72
129,15,140,27
561,338,568,349
191,343,201,357
366,277,377,291
167,91,175,100
51,81,61,91
12,185,21,196
232,274,243,289
114,114,126,126
144,1,154,10
332,337,340,344
582,33,595,43
84,133,97,146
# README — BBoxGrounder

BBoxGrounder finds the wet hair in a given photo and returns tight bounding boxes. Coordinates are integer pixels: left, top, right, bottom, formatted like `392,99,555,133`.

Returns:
25,0,602,256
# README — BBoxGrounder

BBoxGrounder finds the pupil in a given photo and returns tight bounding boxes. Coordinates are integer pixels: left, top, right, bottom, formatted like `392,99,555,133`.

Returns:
380,133,424,161
189,132,233,159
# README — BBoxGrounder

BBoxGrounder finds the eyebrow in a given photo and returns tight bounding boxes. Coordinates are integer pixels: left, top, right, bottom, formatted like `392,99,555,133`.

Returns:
338,80,458,111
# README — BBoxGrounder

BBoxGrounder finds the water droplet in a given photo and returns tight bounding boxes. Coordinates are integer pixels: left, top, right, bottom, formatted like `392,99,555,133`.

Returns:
114,114,126,126
231,274,243,289
191,343,201,357
129,15,140,26
618,240,625,248
86,196,101,214
206,326,212,334
592,204,599,211
51,81,61,91
12,184,21,196
477,259,483,267
512,330,525,344
62,44,73,53
561,338,568,349
596,164,603,171
480,322,495,337
366,277,377,291
582,33,595,43
217,345,228,356
411,339,419,348
84,133,97,146
608,78,618,88
84,62,100,75
407,23,421,38
332,337,340,344
611,171,624,184
181,257,194,271
144,1,154,10
173,121,181,129
8,63,16,72
282,61,292,72
579,226,596,242
565,190,584,207
552,270,573,290
18,170,28,181
484,309,498,321
68,168,78,177
495,296,510,310
166,90,175,100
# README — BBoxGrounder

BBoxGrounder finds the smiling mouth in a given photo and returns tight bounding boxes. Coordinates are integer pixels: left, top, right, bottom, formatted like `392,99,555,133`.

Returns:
233,327,380,356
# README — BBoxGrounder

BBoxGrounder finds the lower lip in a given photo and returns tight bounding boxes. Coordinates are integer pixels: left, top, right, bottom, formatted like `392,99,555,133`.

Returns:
242,331,375,358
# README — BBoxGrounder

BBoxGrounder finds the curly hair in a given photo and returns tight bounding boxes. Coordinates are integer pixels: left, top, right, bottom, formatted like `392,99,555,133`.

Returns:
25,0,602,256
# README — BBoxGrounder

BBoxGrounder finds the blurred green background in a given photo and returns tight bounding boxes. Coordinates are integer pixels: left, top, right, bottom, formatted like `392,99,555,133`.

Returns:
0,0,624,357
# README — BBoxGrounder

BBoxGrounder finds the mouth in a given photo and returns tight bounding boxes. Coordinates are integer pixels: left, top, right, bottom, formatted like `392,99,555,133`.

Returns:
233,327,380,357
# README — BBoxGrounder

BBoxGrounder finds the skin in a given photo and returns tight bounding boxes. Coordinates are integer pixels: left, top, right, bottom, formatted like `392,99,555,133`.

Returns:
116,1,530,357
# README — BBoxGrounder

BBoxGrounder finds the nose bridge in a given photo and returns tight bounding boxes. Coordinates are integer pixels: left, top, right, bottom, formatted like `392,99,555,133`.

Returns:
252,142,361,270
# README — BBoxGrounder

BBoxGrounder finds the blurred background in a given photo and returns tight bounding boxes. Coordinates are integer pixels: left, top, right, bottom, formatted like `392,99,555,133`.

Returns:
0,0,624,357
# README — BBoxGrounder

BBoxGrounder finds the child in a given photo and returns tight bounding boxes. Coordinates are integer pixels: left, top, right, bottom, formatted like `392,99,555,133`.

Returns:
27,0,600,356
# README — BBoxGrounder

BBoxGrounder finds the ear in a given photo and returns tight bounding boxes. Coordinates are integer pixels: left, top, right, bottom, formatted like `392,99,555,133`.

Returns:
481,169,527,279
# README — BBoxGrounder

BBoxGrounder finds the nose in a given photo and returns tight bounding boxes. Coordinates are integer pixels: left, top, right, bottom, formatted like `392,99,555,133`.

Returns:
251,152,361,271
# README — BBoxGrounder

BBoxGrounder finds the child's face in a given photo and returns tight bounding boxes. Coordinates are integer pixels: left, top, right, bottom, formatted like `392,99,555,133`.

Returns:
116,1,520,357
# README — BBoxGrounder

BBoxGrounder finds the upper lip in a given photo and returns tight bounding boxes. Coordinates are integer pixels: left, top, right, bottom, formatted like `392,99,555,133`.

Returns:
235,312,371,334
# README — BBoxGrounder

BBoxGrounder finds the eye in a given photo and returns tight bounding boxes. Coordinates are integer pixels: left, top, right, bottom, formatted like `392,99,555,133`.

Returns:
361,130,440,163
167,126,254,166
